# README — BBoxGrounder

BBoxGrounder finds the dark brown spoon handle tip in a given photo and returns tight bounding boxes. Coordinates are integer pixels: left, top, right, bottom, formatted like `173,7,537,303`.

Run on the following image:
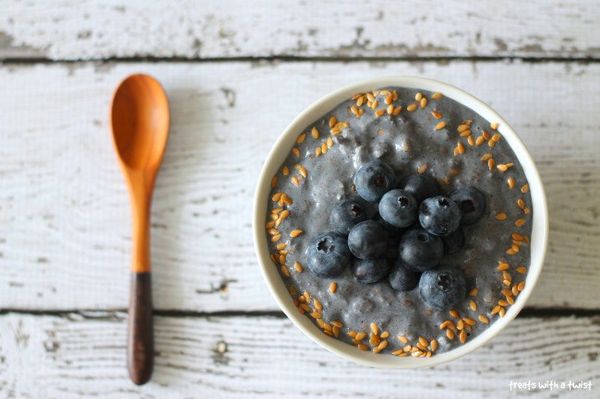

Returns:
127,272,154,385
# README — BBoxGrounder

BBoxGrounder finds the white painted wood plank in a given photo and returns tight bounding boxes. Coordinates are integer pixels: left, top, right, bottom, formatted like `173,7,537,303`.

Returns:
1,0,600,60
0,313,598,398
0,61,599,311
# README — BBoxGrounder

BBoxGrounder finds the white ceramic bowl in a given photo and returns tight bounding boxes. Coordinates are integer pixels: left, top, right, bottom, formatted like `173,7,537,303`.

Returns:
253,76,548,368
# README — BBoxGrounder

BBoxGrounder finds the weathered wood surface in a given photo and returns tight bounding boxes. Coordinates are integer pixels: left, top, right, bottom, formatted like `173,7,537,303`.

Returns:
1,0,600,60
0,313,597,398
0,61,599,312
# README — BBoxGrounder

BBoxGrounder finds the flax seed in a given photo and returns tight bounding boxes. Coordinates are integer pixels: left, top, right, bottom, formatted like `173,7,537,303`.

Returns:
430,339,438,352
491,133,502,142
469,299,477,311
356,95,365,106
355,332,367,341
420,97,428,108
515,218,526,227
499,308,506,317
398,335,408,344
449,309,460,318
370,322,379,335
459,331,468,343
491,305,501,315
506,296,515,305
457,124,470,133
290,229,304,238
446,329,455,340
280,265,290,277
384,93,393,105
375,109,385,117
376,340,388,352
516,198,525,210
463,317,476,326
271,234,281,242
497,163,514,172
512,284,520,296
498,299,509,307
454,141,465,155
380,331,390,339
475,135,486,146
478,314,489,324
403,345,413,352
516,266,527,274
369,333,380,346
366,93,375,102
481,153,492,161
417,163,429,174
384,103,393,114
392,106,402,115
310,127,319,139
456,319,465,330
418,336,428,347
314,147,322,157
518,281,526,291
507,177,516,189
296,133,306,144
481,130,490,140
290,176,300,187
434,121,446,130
521,183,529,193
467,136,475,146
495,212,508,221
416,341,427,351
469,288,479,297
357,343,368,351
491,122,499,130
328,116,337,128
347,330,356,338
321,282,334,296
291,147,300,158
431,110,443,119
488,158,495,171
414,92,422,101
439,320,451,330
407,103,417,112
392,349,405,356
431,92,443,100
497,261,509,271
488,140,497,148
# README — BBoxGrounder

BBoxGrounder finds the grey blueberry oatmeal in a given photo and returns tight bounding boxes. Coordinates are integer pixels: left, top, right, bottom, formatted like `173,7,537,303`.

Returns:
266,87,532,357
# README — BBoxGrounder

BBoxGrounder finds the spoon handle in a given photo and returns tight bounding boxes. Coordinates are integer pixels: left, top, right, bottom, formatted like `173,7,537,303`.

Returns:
127,271,154,385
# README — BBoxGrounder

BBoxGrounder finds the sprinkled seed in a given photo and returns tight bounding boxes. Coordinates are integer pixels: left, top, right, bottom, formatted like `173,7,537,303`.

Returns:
482,130,491,140
295,164,308,178
495,212,508,221
392,349,406,356
369,333,381,346
374,340,388,352
312,312,323,320
517,198,526,209
518,281,526,291
276,242,287,250
357,343,369,351
356,95,365,106
446,329,455,340
347,330,356,338
280,265,290,277
370,322,379,335
384,94,393,105
507,177,516,189
456,319,465,330
453,141,465,156
512,284,520,296
398,335,408,343
431,92,443,100
313,298,323,311
392,106,402,116
290,176,300,187
392,90,398,101
463,317,476,326
469,288,479,297
439,320,451,330
314,147,322,157
416,342,427,351
459,129,472,138
491,305,501,315
501,289,513,298
366,93,376,102
431,110,443,119
449,309,460,318
491,122,499,130
498,299,509,307
328,116,337,128
491,133,502,142
332,325,341,337
488,140,497,148
479,314,490,324
271,234,281,242
386,104,394,115
502,271,512,282
266,221,275,229
415,92,423,101
311,127,320,139
497,261,510,271
499,308,506,317
459,330,467,344
271,192,282,202
516,266,527,274
407,103,418,112
521,184,529,193
370,100,379,109
375,109,385,117
481,153,492,161
420,97,428,108
296,133,306,144
503,279,512,286
523,207,531,214
467,136,475,146
434,121,446,130
279,209,290,220
430,339,438,352
515,218,526,227
497,163,514,172
321,281,334,295
378,331,389,340
403,345,413,352
475,135,486,146
469,300,477,311
417,163,429,174
291,147,300,158
290,229,303,238
411,351,423,358
418,336,428,347
506,296,515,305
321,143,328,154
355,332,367,341
293,261,304,273
488,158,495,171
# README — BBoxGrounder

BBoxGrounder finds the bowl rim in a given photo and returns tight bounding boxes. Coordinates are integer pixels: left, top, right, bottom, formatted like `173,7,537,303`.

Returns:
252,75,549,368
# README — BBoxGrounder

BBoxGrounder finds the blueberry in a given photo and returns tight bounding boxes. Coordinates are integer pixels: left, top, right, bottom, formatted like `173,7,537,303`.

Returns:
352,258,391,284
419,266,467,309
348,220,389,260
353,160,396,202
450,187,486,225
419,196,462,236
305,232,351,277
402,174,440,202
442,227,465,255
388,260,420,291
378,189,418,228
329,197,372,234
398,228,443,272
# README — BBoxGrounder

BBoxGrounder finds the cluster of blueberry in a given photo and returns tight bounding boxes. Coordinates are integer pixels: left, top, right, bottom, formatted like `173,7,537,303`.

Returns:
306,160,487,310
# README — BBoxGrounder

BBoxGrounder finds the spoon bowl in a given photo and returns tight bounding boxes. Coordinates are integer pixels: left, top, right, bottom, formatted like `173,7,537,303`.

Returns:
110,73,170,385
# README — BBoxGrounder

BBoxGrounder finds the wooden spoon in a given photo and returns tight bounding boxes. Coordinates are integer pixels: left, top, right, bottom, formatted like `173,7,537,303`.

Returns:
110,74,169,385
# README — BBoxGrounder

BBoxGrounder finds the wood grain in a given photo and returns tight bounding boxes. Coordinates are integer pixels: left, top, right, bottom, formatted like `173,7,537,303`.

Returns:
0,312,597,398
1,0,599,60
0,61,599,312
